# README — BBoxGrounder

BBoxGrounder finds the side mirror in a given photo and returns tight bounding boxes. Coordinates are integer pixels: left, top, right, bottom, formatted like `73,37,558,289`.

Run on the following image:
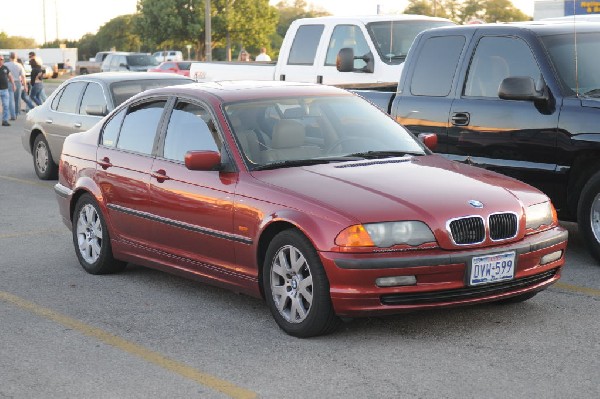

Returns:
85,104,108,116
499,76,548,102
336,48,374,74
418,133,438,151
185,150,222,171
336,48,355,72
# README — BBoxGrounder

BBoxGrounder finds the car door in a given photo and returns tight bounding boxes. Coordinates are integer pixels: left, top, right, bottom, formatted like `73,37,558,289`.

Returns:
95,98,169,248
447,35,560,197
148,99,239,276
44,81,87,158
276,23,325,83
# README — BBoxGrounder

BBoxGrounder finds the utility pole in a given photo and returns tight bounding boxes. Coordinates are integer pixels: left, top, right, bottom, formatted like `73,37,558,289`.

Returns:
205,0,212,61
43,0,47,44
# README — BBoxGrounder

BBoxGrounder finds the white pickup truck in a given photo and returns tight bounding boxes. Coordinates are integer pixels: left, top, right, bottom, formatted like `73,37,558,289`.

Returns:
190,15,453,87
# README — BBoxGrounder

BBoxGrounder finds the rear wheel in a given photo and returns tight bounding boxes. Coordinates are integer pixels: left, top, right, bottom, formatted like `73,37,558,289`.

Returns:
72,194,126,275
33,134,58,180
577,170,600,263
263,229,340,338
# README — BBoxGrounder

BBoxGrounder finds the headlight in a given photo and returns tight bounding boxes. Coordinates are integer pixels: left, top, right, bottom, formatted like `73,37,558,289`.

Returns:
336,221,435,248
525,201,557,230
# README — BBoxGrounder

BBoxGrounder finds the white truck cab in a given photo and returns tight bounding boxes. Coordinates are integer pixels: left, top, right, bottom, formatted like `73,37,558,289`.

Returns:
190,15,453,87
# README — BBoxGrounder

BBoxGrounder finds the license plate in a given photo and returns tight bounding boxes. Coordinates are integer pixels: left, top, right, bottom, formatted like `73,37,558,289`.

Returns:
469,251,516,286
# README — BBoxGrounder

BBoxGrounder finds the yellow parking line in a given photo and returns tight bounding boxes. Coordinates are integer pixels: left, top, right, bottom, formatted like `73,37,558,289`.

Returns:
0,175,54,188
553,282,600,297
0,229,66,239
0,291,257,399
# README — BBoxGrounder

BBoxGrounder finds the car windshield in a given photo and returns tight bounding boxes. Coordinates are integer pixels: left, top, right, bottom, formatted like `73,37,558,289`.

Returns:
224,95,426,170
366,20,454,65
177,62,192,70
126,54,159,67
109,78,190,106
541,32,600,97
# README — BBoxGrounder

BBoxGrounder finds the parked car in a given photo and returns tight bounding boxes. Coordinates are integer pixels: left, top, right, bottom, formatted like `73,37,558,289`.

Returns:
76,51,114,75
148,61,191,77
22,72,193,180
152,50,183,62
54,81,567,337
101,52,159,72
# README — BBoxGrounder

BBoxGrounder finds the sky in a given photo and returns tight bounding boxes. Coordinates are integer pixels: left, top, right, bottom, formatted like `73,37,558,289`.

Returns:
0,0,536,45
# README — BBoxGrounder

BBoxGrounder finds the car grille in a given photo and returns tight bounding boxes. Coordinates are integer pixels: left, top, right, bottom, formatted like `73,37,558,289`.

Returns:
449,213,518,244
380,268,557,305
489,213,518,240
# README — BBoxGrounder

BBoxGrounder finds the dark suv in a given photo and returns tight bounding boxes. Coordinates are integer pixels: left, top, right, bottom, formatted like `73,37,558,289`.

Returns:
101,52,159,72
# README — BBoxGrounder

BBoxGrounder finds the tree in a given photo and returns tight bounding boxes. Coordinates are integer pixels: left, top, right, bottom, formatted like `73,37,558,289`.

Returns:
461,0,530,24
0,32,37,48
136,0,204,57
95,15,142,52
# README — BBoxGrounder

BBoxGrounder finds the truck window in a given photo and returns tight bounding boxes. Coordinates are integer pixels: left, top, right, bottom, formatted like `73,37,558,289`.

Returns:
287,24,324,65
325,25,370,69
464,36,540,98
410,35,465,97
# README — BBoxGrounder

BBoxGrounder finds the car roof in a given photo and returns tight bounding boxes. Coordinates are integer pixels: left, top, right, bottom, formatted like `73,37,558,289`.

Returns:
142,80,352,103
67,72,193,84
295,14,454,24
423,21,600,36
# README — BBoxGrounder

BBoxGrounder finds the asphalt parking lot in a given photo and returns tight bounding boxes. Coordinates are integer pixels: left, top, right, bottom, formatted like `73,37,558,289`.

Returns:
1,86,599,398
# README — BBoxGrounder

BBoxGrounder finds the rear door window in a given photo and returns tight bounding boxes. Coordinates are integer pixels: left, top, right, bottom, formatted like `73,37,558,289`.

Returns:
116,100,167,155
56,81,86,114
410,35,465,97
287,25,324,65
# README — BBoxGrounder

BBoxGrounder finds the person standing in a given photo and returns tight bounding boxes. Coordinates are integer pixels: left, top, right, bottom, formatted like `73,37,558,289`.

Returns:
29,56,47,106
16,58,35,112
255,47,271,62
5,52,26,119
0,57,16,126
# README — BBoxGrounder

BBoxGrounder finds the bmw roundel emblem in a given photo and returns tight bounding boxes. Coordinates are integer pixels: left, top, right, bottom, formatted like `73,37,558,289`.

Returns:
468,200,484,208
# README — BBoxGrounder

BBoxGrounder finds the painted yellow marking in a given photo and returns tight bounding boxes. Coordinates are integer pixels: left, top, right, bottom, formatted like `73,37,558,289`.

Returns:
0,229,66,239
0,291,257,399
0,175,54,188
553,282,600,297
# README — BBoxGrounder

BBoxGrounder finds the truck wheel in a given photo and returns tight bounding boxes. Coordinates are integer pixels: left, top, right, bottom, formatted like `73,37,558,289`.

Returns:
80,68,88,75
33,135,58,180
577,170,600,263
262,229,341,337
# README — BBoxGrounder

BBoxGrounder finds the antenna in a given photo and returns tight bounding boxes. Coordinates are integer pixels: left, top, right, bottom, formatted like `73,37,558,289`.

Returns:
573,0,579,97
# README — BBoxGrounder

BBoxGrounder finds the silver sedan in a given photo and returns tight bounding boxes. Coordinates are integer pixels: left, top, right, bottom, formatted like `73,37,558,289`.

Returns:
22,72,193,180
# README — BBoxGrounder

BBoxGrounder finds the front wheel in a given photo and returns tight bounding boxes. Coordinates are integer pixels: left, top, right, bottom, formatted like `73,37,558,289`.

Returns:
33,134,58,180
72,194,126,275
577,171,600,263
263,229,340,338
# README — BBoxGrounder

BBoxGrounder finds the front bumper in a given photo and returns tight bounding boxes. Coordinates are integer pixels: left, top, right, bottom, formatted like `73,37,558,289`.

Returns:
320,226,568,317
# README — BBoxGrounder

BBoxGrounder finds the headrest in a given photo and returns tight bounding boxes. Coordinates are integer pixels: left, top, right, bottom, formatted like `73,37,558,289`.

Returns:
271,120,305,149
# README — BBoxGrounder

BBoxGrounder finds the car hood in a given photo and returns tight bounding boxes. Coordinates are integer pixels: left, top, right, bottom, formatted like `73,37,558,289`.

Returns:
252,154,546,226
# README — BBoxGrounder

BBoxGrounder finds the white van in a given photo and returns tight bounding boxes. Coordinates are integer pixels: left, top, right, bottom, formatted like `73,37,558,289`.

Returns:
153,50,183,62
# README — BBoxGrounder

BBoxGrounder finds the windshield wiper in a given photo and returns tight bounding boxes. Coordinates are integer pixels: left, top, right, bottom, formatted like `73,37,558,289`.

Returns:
583,88,600,97
252,156,363,171
346,150,422,159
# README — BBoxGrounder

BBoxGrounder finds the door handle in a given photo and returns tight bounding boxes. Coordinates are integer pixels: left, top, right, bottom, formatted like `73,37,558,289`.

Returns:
45,118,53,124
97,157,112,169
74,122,82,128
451,112,470,126
151,169,171,183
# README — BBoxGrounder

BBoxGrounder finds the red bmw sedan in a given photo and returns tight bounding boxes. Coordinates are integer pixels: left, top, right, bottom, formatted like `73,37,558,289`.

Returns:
55,81,568,337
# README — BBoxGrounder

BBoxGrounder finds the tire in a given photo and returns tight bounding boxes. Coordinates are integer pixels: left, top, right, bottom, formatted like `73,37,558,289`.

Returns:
72,194,126,275
263,229,341,338
33,134,58,180
495,291,537,304
577,170,600,263
80,68,88,75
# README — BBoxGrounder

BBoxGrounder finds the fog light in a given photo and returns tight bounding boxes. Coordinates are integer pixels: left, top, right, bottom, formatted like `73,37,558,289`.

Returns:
376,275,417,287
540,250,562,265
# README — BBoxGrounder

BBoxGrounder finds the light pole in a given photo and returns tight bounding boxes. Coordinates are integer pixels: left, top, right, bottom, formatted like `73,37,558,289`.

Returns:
205,0,212,61
186,44,192,61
